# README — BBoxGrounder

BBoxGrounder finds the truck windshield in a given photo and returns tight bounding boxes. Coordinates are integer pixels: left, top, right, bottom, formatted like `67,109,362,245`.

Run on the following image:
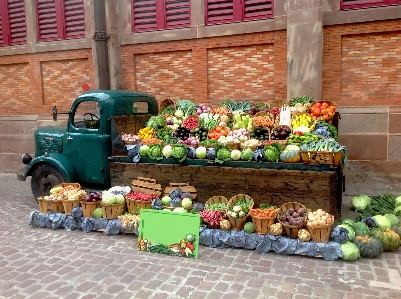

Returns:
73,101,100,129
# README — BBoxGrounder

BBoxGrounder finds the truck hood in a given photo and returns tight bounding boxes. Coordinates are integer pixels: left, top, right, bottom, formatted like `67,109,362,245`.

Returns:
35,126,66,152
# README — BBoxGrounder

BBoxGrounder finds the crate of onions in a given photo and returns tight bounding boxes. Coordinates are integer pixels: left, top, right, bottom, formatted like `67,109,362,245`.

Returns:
306,209,334,242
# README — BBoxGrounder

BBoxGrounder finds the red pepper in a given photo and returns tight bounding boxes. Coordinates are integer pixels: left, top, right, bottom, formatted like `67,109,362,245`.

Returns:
294,131,303,136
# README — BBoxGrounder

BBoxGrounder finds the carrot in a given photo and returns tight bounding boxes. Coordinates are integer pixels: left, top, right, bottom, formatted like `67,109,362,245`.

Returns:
211,107,230,116
250,207,280,218
140,138,163,145
253,115,273,128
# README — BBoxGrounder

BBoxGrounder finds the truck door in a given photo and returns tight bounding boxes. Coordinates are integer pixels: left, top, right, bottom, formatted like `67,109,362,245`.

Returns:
67,99,107,184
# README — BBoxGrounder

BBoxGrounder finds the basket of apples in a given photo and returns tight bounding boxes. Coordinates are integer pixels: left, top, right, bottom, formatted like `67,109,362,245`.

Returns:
81,192,102,218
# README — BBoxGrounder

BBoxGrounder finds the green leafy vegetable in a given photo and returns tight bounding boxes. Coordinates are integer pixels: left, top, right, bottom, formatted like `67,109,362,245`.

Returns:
351,194,371,211
176,100,198,118
148,144,163,160
215,145,232,164
340,241,360,261
289,95,314,107
219,99,251,115
171,144,188,162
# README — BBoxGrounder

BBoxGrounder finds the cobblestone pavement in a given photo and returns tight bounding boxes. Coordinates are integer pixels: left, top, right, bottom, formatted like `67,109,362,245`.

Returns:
0,173,400,299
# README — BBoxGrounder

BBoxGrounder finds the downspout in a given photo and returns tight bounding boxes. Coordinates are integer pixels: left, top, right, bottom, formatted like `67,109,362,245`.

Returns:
93,0,110,89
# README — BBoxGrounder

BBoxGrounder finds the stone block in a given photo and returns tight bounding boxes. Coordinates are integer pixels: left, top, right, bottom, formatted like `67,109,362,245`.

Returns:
339,133,387,160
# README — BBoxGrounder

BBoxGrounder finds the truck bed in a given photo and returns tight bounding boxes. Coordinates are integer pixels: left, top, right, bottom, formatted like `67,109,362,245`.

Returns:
109,157,344,219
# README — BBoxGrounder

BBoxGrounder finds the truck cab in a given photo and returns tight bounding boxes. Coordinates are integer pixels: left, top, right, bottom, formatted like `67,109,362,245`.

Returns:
17,90,159,200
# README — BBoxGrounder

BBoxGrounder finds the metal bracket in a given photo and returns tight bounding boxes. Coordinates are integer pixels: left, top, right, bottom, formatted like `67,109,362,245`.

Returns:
92,31,110,41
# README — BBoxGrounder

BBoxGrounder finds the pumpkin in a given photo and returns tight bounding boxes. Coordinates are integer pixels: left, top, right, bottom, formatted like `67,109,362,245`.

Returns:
354,222,370,237
391,225,401,238
370,227,401,252
352,235,383,258
280,145,301,163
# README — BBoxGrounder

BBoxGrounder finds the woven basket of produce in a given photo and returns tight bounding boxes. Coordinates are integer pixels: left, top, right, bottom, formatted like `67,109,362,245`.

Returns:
54,183,81,190
38,196,64,214
159,99,176,115
62,199,81,215
81,201,101,218
305,209,334,242
226,194,254,230
101,202,126,219
277,202,307,239
205,196,228,207
127,200,152,215
199,210,225,229
249,206,281,235
252,112,274,129
310,101,337,123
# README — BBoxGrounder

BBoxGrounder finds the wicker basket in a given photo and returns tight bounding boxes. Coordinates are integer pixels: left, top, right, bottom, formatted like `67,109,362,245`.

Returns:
206,196,228,207
38,197,64,214
277,202,307,239
159,99,176,114
226,194,254,230
127,199,152,215
226,143,240,150
300,150,343,165
306,223,333,243
101,202,126,219
270,99,288,108
81,201,101,218
252,216,275,235
62,199,81,215
253,111,275,129
54,183,81,190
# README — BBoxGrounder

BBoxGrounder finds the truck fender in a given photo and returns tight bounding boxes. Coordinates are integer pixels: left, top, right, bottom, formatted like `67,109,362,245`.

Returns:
25,153,78,182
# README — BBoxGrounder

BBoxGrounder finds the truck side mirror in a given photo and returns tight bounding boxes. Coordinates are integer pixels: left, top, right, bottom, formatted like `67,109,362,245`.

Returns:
52,106,58,121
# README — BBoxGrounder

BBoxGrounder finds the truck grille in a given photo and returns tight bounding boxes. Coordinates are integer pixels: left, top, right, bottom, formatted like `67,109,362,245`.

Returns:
39,139,60,151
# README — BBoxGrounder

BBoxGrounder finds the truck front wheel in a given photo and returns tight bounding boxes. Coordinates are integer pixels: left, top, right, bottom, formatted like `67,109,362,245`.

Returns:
31,164,66,201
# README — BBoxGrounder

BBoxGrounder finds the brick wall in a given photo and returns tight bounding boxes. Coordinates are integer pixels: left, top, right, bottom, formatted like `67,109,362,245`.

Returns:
0,49,94,115
322,19,401,106
121,31,287,107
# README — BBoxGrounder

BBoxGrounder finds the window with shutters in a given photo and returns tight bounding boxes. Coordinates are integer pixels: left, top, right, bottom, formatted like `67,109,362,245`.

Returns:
205,0,273,25
132,0,190,33
0,0,27,47
36,0,85,42
341,0,400,9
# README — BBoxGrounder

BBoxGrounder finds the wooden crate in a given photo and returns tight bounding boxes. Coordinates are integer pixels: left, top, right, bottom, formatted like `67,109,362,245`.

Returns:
163,182,197,200
102,202,125,219
132,176,162,196
113,115,149,135
300,151,343,165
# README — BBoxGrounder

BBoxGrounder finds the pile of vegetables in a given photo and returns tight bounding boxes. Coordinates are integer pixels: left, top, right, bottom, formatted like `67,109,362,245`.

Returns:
227,196,253,219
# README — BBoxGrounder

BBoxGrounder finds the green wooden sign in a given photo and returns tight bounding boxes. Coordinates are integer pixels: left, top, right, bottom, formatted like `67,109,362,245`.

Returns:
138,210,200,259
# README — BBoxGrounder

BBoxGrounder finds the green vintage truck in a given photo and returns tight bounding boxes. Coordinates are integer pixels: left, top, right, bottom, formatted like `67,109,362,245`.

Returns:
17,90,344,218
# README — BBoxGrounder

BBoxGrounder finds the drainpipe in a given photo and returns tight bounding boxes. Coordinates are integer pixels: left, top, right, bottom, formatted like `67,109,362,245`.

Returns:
93,0,110,89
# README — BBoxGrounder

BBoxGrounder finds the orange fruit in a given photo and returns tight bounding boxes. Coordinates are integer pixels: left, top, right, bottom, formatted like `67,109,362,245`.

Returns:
315,102,322,108
313,108,321,116
322,114,329,120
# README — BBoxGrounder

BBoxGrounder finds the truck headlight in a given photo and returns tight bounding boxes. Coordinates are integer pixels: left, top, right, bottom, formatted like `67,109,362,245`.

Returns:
22,153,32,165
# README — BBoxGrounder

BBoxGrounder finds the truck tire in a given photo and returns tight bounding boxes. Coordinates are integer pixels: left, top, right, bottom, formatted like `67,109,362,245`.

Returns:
31,164,66,201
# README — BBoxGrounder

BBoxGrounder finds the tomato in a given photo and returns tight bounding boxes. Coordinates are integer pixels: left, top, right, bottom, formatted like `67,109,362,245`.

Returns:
322,114,329,120
320,108,327,115
220,129,228,136
315,102,322,108
321,102,329,109
215,126,223,133
313,108,321,116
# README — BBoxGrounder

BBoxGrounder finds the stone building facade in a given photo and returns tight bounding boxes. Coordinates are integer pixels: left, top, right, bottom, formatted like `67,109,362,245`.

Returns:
0,0,400,188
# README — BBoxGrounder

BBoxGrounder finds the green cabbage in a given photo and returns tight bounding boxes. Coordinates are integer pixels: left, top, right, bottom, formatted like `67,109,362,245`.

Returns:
102,191,117,204
173,207,188,213
195,146,207,159
384,214,399,226
264,147,279,162
93,207,103,219
114,194,125,204
148,144,163,160
340,241,360,261
182,198,193,209
139,145,150,157
241,148,254,161
171,144,187,162
351,194,371,211
373,215,392,229
215,146,232,164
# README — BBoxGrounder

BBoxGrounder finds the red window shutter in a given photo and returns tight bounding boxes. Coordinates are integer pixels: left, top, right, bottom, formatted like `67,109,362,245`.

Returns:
340,0,398,9
64,0,85,39
243,0,273,21
7,0,27,44
0,2,9,46
37,0,59,41
165,0,190,29
132,0,159,32
205,0,235,25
